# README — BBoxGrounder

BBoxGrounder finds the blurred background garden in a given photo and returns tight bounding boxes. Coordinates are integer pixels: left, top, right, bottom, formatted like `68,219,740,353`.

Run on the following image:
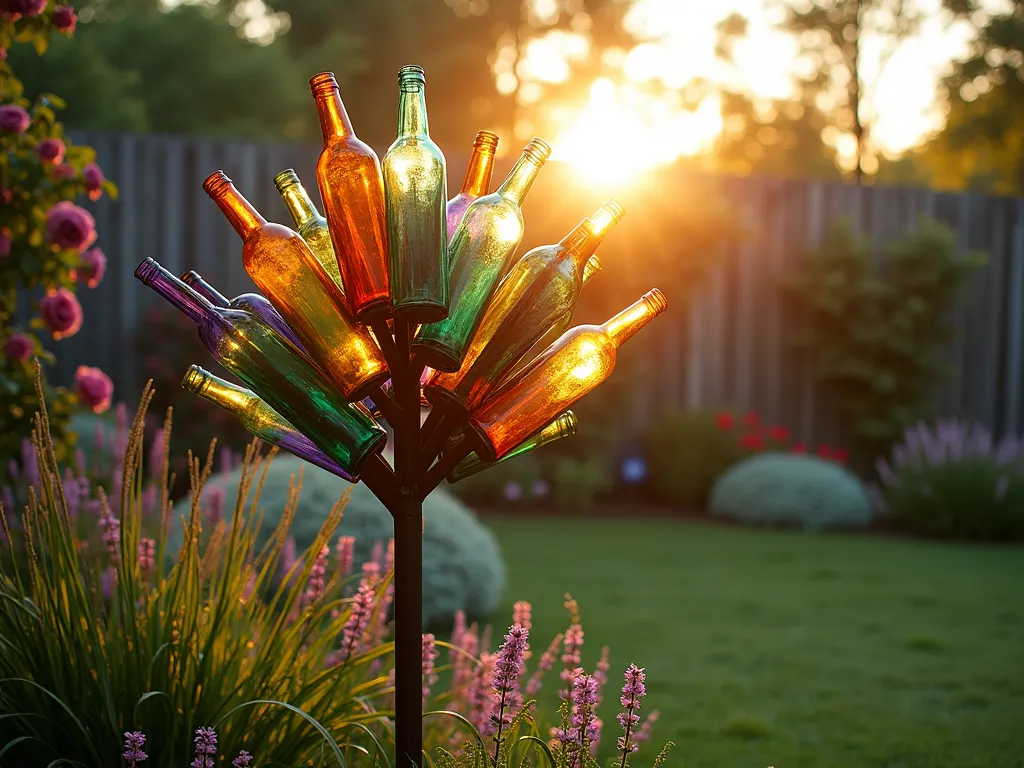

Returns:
3,0,1024,766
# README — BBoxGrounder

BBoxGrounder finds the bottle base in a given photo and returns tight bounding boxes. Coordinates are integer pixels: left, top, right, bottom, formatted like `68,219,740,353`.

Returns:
462,419,497,464
348,370,393,404
354,297,393,326
391,299,448,325
348,429,390,474
410,338,461,374
422,385,469,416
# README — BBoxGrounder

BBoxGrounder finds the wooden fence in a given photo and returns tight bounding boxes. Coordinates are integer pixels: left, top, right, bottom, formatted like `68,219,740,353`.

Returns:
26,131,1024,445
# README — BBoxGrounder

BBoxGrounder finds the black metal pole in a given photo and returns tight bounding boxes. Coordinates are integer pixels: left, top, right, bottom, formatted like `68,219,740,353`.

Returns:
390,319,423,768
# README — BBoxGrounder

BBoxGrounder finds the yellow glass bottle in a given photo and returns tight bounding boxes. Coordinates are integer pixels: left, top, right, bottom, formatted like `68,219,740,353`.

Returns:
414,138,551,373
203,171,388,402
466,290,668,462
426,202,623,414
274,168,345,294
446,130,499,238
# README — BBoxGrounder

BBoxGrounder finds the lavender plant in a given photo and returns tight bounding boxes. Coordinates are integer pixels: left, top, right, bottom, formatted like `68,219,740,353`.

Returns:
874,419,1024,540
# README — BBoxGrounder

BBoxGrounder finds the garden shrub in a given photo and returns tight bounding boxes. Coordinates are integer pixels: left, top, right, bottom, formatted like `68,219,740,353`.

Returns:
783,217,986,465
446,451,547,507
874,419,1024,540
172,453,507,625
1,4,118,480
551,455,612,513
709,452,874,530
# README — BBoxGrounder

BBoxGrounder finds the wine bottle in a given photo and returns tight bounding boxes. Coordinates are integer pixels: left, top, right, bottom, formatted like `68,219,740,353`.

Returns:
182,365,356,482
203,171,388,402
311,72,390,323
135,258,386,473
181,270,305,351
446,411,577,483
414,138,551,373
273,168,345,293
383,65,449,323
425,201,623,414
446,130,498,238
466,290,667,462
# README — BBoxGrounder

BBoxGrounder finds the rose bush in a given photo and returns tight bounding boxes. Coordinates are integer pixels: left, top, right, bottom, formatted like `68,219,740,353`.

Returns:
1,3,118,479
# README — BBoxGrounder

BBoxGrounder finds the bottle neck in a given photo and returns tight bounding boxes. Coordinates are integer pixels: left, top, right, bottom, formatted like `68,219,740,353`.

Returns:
205,176,266,240
602,290,668,347
563,201,622,271
397,85,429,138
496,151,546,205
279,182,321,229
181,271,230,308
183,366,256,413
315,87,354,142
461,142,496,196
135,258,215,327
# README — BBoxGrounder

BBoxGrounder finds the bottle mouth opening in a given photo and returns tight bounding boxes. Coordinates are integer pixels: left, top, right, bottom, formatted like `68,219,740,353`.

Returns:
398,65,425,90
181,365,209,394
556,410,579,438
181,270,201,287
643,288,669,316
273,168,300,192
134,257,160,285
473,130,499,152
523,137,552,163
202,171,232,197
583,254,602,276
601,199,625,221
309,71,339,97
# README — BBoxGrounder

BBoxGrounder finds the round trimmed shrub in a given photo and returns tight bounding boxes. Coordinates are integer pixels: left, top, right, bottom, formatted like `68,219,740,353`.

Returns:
171,454,506,626
709,453,873,531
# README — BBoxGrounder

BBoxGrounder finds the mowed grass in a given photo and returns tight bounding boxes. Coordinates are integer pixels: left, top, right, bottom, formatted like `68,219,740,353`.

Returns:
484,517,1024,768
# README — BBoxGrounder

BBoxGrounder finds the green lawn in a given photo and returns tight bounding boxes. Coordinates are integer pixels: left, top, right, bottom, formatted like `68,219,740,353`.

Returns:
485,517,1024,768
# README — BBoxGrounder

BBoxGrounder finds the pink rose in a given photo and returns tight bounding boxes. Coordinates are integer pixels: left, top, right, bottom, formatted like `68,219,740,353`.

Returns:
45,200,96,251
0,229,10,258
53,4,76,32
3,333,32,361
0,104,30,133
53,163,75,180
36,137,66,165
75,247,106,288
40,288,83,340
0,188,11,204
0,0,46,17
83,162,104,201
74,365,113,414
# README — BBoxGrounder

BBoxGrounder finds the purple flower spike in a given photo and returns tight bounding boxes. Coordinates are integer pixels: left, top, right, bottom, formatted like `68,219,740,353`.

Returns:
303,544,330,607
616,664,647,760
422,633,439,702
232,750,253,768
335,535,355,577
191,727,217,768
487,623,530,756
122,730,148,766
338,578,376,661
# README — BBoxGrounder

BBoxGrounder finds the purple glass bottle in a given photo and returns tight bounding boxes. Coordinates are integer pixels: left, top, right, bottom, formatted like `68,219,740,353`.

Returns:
135,257,385,473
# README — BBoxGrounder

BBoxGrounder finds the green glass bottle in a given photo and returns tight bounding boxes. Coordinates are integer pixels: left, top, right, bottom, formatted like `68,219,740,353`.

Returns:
135,258,386,474
383,65,448,323
446,411,578,483
274,168,346,294
413,138,551,373
426,201,623,414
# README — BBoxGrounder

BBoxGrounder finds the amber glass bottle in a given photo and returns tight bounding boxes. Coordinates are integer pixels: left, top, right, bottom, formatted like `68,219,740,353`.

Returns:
311,72,390,323
426,201,623,414
203,171,387,401
274,168,345,293
467,290,667,462
414,138,551,373
446,130,499,238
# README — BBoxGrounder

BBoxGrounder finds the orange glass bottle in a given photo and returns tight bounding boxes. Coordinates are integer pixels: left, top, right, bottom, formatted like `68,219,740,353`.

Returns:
203,171,388,402
466,290,668,462
446,130,499,238
426,201,623,414
311,72,390,323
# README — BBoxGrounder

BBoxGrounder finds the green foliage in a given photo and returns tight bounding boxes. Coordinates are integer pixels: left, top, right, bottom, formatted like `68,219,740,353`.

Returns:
709,453,874,530
173,453,507,627
783,217,986,464
875,420,1024,541
1,9,119,480
0,385,395,767
550,456,611,514
643,408,750,509
446,452,546,507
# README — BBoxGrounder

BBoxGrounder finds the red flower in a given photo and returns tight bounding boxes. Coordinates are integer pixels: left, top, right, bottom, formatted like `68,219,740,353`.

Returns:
740,432,764,451
35,138,65,165
768,425,790,443
53,4,76,32
743,410,760,429
832,448,849,465
0,228,10,258
0,104,30,133
53,163,75,180
4,332,32,361
39,288,83,340
816,445,832,459
790,442,807,454
74,365,113,414
45,201,96,251
83,162,105,200
715,412,734,431
74,247,106,288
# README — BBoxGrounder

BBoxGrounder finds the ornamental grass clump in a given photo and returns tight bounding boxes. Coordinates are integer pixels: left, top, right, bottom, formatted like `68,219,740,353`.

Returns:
874,419,1024,540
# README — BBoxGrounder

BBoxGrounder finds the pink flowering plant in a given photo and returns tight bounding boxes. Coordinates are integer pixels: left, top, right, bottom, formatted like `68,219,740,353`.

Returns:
1,375,674,767
1,5,118,478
